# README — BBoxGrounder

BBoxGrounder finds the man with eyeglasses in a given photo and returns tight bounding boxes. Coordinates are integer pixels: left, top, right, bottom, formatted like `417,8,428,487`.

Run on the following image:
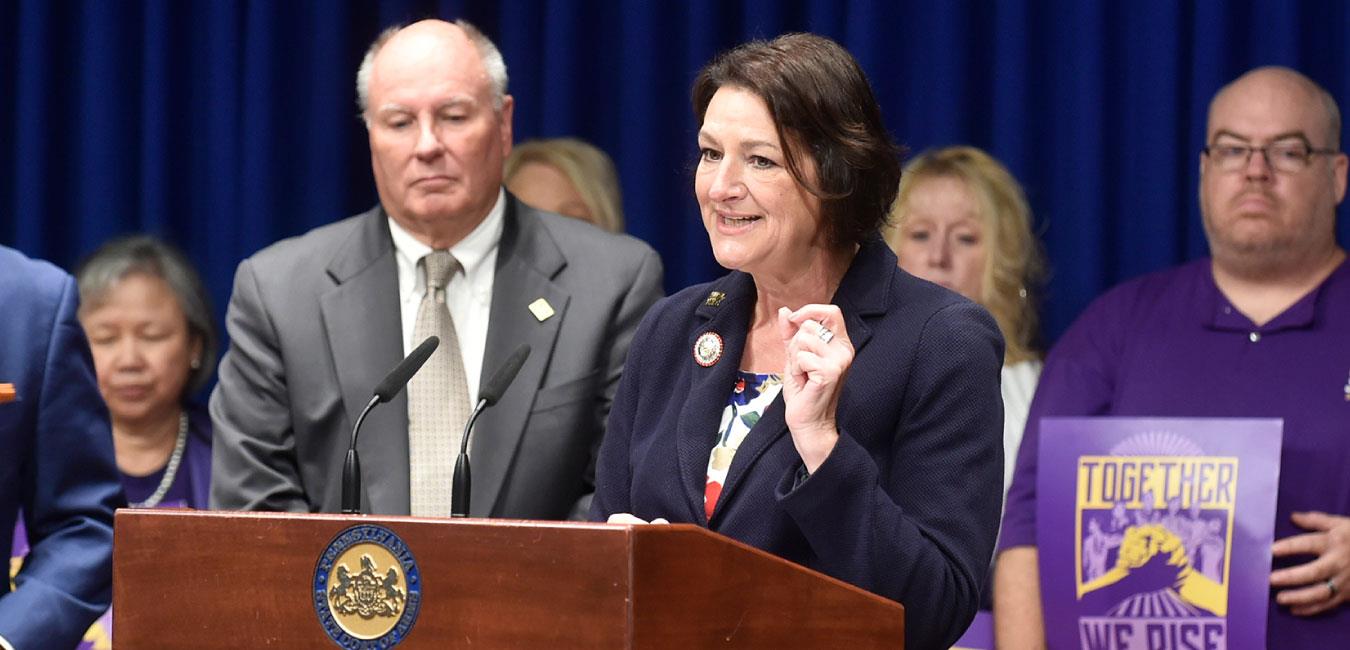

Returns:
995,66,1349,648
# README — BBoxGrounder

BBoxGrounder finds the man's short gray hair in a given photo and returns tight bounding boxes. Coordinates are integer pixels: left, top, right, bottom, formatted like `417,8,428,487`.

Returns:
75,235,218,395
355,19,509,120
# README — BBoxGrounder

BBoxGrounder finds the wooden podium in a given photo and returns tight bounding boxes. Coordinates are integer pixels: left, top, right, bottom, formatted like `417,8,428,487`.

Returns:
114,509,904,648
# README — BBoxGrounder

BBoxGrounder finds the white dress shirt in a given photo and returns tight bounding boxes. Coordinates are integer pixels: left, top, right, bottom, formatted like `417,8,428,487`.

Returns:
387,188,504,402
1000,358,1043,500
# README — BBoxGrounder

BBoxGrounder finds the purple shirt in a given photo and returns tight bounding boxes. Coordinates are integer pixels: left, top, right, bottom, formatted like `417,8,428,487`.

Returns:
122,407,212,509
1000,257,1350,645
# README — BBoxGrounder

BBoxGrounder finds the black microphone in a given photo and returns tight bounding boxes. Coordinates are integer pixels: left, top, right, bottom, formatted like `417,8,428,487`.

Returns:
450,343,530,517
342,336,440,514
373,336,441,403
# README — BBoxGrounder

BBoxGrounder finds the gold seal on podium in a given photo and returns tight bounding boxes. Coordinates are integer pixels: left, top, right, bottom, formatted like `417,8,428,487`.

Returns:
314,525,421,647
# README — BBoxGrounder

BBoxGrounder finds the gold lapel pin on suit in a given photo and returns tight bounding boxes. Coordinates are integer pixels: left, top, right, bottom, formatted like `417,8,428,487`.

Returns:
0,383,15,404
528,298,555,322
694,292,727,366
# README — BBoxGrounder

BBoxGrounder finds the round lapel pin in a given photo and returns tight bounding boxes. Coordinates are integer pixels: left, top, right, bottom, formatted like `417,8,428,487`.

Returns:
693,332,724,367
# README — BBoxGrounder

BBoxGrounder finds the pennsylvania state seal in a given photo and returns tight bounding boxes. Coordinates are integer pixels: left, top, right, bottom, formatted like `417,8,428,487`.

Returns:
314,525,421,648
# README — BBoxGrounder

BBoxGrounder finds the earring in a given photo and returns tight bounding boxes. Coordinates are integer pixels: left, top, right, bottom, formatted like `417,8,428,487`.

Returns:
190,357,202,370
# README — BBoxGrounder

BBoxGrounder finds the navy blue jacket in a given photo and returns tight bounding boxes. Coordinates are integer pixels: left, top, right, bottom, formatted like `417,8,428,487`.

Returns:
0,246,124,649
592,239,1004,649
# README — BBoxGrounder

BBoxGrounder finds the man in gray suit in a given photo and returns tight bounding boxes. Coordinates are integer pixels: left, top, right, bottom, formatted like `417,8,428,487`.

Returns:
209,19,663,518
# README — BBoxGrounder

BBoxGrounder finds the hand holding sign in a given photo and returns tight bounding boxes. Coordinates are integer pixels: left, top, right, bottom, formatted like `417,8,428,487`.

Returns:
1271,511,1350,616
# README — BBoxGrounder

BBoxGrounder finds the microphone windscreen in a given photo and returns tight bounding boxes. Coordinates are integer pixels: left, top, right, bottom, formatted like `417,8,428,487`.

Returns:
373,335,439,402
479,344,531,406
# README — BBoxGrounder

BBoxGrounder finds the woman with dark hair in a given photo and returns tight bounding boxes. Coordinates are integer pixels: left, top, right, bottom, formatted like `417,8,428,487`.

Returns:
76,235,217,509
591,33,1004,649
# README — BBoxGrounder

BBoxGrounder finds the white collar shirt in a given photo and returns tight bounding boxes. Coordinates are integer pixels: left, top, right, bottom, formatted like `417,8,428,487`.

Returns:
387,187,504,402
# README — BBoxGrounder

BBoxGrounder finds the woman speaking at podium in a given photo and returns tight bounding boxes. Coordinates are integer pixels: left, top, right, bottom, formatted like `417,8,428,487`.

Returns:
591,33,1005,649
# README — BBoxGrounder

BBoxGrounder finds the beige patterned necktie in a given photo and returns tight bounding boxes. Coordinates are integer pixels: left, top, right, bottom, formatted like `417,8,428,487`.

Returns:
408,250,472,516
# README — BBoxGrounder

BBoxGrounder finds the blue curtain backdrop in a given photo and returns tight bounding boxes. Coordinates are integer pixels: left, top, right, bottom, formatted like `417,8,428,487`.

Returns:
3,0,1349,355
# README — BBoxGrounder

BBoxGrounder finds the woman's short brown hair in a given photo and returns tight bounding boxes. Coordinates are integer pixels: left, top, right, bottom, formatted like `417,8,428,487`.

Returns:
692,33,902,248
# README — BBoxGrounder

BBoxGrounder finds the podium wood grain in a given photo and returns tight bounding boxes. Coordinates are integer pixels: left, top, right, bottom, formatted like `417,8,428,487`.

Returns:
114,509,903,648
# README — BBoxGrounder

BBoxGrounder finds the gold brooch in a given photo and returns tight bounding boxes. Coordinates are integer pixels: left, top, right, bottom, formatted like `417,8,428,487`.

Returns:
529,298,556,322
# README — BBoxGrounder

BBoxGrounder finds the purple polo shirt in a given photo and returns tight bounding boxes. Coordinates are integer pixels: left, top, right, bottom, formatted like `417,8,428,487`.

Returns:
1000,257,1350,646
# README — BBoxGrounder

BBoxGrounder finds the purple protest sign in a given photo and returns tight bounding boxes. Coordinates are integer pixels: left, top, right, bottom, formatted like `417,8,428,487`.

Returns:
1036,417,1282,650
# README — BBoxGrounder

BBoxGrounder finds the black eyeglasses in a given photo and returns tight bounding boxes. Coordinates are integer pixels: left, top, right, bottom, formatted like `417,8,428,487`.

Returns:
1203,137,1339,174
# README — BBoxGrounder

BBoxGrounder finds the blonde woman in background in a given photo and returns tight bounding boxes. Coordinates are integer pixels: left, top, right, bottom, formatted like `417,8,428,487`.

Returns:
885,145,1047,504
504,137,625,233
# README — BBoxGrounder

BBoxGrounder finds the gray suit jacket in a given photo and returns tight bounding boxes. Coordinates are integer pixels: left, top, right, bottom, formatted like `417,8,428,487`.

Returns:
209,195,664,518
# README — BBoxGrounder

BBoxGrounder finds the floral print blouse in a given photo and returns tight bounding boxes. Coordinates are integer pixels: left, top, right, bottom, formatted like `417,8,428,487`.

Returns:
704,371,783,519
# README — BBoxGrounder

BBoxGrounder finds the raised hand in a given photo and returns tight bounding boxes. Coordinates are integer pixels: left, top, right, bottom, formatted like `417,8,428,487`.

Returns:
775,304,853,473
